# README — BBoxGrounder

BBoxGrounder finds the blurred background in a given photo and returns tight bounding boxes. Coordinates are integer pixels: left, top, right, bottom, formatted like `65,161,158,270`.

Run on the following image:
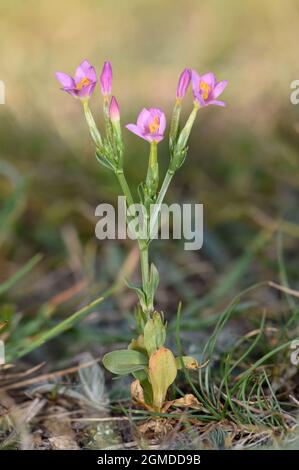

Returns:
1,0,299,363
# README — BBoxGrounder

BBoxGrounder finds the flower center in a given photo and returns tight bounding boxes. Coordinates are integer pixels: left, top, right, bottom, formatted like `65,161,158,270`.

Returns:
148,116,160,134
199,81,211,100
76,77,91,90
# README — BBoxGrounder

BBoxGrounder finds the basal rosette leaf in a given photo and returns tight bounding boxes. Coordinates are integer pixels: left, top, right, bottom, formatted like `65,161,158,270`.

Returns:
102,349,148,375
148,347,177,411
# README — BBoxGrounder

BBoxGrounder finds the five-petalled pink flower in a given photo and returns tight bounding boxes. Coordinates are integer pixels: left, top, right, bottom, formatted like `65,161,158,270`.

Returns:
55,60,97,99
191,71,228,107
126,108,166,143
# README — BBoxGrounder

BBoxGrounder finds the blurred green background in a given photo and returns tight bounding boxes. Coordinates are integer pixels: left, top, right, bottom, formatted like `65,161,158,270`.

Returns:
1,0,299,360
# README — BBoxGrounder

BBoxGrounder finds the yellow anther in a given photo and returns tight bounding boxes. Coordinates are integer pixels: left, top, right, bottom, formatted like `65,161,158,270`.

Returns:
199,81,211,100
149,116,160,134
76,77,91,90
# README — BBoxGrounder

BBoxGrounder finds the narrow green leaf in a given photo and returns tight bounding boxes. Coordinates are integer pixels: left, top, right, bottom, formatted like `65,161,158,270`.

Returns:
0,254,42,297
144,311,166,356
6,295,106,361
147,263,159,308
125,279,147,312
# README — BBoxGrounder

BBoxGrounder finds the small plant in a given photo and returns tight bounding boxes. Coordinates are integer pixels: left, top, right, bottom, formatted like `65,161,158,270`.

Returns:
56,60,227,412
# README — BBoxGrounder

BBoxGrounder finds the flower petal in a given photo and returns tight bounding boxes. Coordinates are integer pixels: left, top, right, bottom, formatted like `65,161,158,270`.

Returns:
193,92,206,107
211,80,228,99
191,70,200,95
100,61,113,95
75,59,95,81
109,96,120,121
126,124,146,140
158,112,166,134
208,99,226,107
55,72,75,89
145,133,164,143
86,67,97,83
200,72,215,89
137,108,151,129
77,81,97,98
176,68,191,99
64,88,79,98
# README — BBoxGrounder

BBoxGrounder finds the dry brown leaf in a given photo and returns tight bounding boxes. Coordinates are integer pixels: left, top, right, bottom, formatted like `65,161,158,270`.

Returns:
138,418,174,440
162,393,202,412
131,379,145,406
172,393,202,408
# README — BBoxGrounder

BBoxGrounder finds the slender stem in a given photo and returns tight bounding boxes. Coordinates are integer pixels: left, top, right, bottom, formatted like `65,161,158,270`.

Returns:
146,141,158,197
169,99,181,150
176,103,199,149
140,245,149,300
115,169,134,207
115,169,150,306
83,101,150,313
147,104,199,239
149,169,174,240
103,96,114,145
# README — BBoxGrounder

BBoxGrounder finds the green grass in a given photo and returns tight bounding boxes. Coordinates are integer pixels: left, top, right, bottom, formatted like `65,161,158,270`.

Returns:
1,0,299,448
1,224,299,448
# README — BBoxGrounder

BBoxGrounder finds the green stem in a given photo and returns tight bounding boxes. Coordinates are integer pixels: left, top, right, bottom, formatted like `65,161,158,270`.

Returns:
115,169,134,207
83,101,102,146
103,96,114,146
115,170,150,309
149,169,174,240
150,107,200,233
82,102,151,314
140,245,149,304
169,99,182,150
147,105,199,236
146,141,159,197
176,103,199,149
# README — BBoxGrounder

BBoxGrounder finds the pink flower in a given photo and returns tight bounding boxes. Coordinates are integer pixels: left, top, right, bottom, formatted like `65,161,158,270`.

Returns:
109,96,120,121
55,60,97,99
191,71,228,107
126,108,166,143
176,68,191,100
100,61,112,96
